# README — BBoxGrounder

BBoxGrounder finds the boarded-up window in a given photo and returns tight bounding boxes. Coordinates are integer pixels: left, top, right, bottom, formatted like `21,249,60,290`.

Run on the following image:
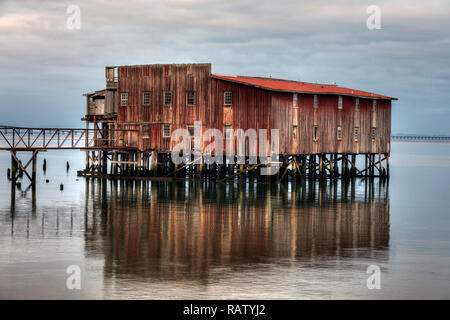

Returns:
187,74,195,90
372,100,377,111
187,91,195,106
142,124,150,139
354,127,359,141
224,91,233,106
164,66,170,76
120,68,128,77
164,92,172,106
143,66,150,77
313,95,318,108
338,96,343,109
143,92,151,105
121,92,128,106
293,93,298,107
163,124,171,138
337,126,342,140
313,125,318,141
355,98,360,110
224,125,232,140
293,125,298,139
372,127,376,141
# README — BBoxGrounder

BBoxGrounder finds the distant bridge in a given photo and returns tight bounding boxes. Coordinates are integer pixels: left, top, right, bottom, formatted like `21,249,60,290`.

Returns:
391,135,450,143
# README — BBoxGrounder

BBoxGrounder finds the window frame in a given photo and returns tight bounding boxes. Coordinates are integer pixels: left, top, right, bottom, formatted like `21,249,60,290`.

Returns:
293,93,298,108
143,91,151,106
355,98,360,111
313,94,318,108
372,100,377,112
121,92,128,106
313,125,319,141
293,125,298,139
224,91,233,106
338,96,343,109
187,91,195,106
142,124,150,139
164,91,172,106
337,125,342,140
163,124,171,138
354,127,359,142
371,127,376,141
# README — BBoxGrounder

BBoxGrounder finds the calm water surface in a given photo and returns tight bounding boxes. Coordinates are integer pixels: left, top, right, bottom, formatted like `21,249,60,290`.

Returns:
1,142,450,299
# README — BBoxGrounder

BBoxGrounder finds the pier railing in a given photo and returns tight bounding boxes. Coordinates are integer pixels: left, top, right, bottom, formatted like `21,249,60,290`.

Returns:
0,126,137,150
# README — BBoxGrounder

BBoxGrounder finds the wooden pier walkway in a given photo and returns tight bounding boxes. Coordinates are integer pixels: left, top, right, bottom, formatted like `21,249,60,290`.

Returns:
0,126,135,184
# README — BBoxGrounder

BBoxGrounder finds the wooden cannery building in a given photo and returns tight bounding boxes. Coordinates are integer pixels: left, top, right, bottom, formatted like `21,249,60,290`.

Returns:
83,63,397,179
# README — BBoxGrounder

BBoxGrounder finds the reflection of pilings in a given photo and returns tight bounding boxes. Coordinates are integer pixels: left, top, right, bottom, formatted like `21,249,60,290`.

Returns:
10,180,15,213
80,178,390,281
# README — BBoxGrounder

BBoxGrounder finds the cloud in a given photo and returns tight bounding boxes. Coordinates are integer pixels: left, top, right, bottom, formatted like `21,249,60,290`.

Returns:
0,0,449,132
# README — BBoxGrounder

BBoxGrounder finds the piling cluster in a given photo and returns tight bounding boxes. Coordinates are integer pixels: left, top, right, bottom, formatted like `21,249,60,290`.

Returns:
78,151,390,182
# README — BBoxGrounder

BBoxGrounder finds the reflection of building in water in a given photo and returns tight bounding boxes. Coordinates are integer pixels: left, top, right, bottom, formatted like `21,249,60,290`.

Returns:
82,179,390,281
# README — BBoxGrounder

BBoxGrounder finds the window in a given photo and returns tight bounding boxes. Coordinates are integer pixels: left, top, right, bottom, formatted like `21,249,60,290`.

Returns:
224,125,232,140
121,92,128,106
187,91,195,106
143,92,151,105
337,126,342,140
163,124,171,138
313,95,318,108
293,93,298,107
371,127,376,141
372,100,377,111
142,124,150,139
293,125,298,139
355,98,360,111
224,91,233,106
354,127,359,141
164,92,172,106
313,125,318,141
338,96,343,109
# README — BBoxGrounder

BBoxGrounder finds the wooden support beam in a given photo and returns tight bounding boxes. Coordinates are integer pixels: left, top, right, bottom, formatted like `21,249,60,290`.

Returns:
343,154,363,176
150,151,158,173
219,163,263,183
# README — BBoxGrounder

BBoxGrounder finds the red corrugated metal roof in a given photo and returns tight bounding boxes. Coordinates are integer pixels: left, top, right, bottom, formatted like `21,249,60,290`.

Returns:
212,74,397,100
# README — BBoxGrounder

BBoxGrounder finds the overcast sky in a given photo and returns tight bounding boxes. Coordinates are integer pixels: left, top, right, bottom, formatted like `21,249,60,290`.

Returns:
0,0,449,134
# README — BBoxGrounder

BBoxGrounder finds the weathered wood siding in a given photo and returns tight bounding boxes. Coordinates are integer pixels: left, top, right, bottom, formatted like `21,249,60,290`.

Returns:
211,78,272,155
112,64,391,155
272,93,391,155
116,63,212,151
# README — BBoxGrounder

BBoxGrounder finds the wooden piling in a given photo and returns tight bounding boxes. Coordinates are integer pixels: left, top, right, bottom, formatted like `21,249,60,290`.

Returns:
11,151,17,181
351,154,356,177
319,154,323,179
150,150,158,175
329,154,334,178
32,152,37,184
386,153,390,177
